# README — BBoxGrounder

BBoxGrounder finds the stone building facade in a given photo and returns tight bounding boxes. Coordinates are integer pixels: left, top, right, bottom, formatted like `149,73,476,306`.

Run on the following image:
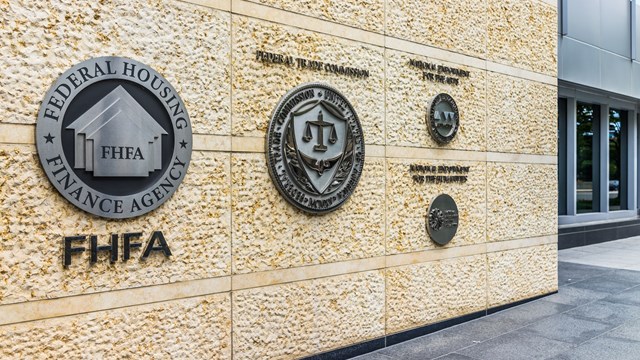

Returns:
0,0,557,358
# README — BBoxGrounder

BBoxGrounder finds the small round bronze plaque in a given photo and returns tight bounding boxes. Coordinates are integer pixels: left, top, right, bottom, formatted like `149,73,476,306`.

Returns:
427,93,459,144
426,194,459,245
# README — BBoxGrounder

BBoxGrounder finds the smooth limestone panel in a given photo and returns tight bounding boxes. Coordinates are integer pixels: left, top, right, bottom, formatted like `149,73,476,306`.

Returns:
386,158,486,255
0,0,230,135
386,0,487,58
487,244,557,307
231,153,385,274
232,15,385,144
0,145,230,305
487,72,557,155
245,0,385,33
0,293,231,359
386,255,487,334
487,0,557,76
487,162,557,242
233,270,385,360
386,49,486,151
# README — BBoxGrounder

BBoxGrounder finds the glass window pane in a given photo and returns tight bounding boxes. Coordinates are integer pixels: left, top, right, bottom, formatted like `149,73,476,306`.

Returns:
609,109,626,210
577,102,599,213
558,98,567,215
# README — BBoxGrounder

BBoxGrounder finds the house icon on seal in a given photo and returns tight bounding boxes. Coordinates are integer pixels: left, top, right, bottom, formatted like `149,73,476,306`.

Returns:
67,85,167,177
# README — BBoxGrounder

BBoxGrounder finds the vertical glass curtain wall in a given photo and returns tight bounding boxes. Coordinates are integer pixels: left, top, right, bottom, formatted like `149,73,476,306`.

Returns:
609,109,627,211
576,102,599,213
558,90,638,225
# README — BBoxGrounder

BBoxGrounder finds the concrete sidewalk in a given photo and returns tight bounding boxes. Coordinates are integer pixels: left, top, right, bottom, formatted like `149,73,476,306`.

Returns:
557,237,640,271
354,237,640,360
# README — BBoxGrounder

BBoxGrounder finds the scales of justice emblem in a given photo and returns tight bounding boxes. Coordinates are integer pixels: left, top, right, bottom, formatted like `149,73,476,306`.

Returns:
267,83,365,214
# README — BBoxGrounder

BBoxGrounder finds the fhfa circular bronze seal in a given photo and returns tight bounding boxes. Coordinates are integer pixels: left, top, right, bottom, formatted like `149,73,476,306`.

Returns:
427,194,459,245
427,93,459,144
36,57,192,219
266,83,365,214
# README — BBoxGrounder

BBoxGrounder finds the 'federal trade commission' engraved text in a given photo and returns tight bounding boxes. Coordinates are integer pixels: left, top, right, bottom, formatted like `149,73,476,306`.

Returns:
256,50,370,79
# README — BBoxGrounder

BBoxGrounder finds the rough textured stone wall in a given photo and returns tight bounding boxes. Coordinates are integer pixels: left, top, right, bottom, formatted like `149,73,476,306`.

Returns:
487,72,558,155
0,0,558,358
231,154,385,274
0,0,231,134
233,271,385,359
386,158,486,253
0,145,231,304
231,16,385,143
386,255,487,333
487,0,557,76
386,49,486,150
488,244,558,307
387,0,488,58
0,294,231,360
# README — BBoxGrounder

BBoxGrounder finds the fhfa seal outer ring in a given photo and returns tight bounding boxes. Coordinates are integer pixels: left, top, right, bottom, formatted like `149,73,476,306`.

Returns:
426,193,459,245
426,93,459,144
36,57,192,219
266,82,365,214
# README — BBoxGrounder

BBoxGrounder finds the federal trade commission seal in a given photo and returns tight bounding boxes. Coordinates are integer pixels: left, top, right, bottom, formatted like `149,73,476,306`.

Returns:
266,83,365,214
427,93,459,144
426,194,459,245
36,57,192,219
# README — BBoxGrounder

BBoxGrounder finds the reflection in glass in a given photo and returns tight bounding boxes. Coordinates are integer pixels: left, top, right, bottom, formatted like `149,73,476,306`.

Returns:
609,109,626,210
576,103,598,213
558,98,567,215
